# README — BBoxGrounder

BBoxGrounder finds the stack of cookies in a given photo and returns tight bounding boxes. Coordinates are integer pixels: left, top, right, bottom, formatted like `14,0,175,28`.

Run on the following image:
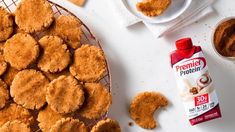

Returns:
0,0,120,131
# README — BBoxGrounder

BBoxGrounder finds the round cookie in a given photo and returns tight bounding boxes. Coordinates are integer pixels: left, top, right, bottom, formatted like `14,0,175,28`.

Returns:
78,83,112,119
46,75,84,114
129,92,168,129
50,118,87,132
15,0,54,33
10,69,49,110
0,7,13,41
0,79,9,109
38,35,71,73
0,103,33,126
4,33,39,70
91,118,121,132
37,106,69,132
48,15,82,49
69,45,106,82
0,120,31,132
0,43,7,76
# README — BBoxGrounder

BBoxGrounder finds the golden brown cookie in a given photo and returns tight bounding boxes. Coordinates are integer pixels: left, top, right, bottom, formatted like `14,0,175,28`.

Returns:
43,70,71,81
0,79,9,109
4,33,39,70
136,0,171,17
46,75,84,114
37,106,69,132
15,0,54,33
0,43,7,76
2,66,20,86
0,7,13,41
10,69,49,110
91,118,121,132
48,15,82,49
50,118,88,132
129,92,168,129
0,120,31,132
69,45,106,82
38,35,71,73
0,103,33,126
78,83,112,119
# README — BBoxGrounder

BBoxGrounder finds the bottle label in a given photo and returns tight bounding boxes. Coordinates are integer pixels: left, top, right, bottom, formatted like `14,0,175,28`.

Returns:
172,51,221,125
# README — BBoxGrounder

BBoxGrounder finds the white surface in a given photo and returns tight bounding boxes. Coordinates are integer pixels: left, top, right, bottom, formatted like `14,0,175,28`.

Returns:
122,0,192,23
109,0,141,27
52,0,235,131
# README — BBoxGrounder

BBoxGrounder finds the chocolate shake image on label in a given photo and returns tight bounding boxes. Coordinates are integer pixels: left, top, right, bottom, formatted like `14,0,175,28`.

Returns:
170,38,222,125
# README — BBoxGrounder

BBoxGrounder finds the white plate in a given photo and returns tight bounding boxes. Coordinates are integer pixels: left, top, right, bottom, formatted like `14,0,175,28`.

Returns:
122,0,192,24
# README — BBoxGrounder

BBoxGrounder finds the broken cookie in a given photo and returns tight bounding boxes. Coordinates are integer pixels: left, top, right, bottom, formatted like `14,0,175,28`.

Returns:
136,0,171,17
129,92,168,129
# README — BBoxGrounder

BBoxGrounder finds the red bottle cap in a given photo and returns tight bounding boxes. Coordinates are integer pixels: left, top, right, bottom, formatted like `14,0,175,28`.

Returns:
176,38,193,50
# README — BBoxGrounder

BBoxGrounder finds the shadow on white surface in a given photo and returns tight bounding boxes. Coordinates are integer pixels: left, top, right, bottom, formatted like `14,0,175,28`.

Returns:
106,48,130,131
127,22,147,33
91,29,131,131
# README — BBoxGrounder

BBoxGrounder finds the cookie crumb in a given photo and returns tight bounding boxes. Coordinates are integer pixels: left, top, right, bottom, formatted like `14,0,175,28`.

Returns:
128,122,133,126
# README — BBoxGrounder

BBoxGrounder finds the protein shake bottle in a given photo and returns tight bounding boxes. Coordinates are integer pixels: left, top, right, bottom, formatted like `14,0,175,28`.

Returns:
170,38,222,125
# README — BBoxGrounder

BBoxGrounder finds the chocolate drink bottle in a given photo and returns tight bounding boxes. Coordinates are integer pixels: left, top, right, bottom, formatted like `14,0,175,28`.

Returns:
170,38,222,125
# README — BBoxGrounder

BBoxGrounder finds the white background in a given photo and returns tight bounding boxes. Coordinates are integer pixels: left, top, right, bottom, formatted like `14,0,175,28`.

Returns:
52,0,235,131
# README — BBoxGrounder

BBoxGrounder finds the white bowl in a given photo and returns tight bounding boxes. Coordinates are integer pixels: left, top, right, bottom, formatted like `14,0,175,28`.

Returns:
122,0,192,24
211,17,235,62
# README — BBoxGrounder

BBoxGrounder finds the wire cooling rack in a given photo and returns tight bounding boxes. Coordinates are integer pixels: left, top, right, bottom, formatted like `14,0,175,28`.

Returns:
0,0,111,131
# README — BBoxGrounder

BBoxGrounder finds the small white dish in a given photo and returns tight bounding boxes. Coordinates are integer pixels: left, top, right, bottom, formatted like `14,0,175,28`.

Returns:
212,17,235,62
121,0,192,24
